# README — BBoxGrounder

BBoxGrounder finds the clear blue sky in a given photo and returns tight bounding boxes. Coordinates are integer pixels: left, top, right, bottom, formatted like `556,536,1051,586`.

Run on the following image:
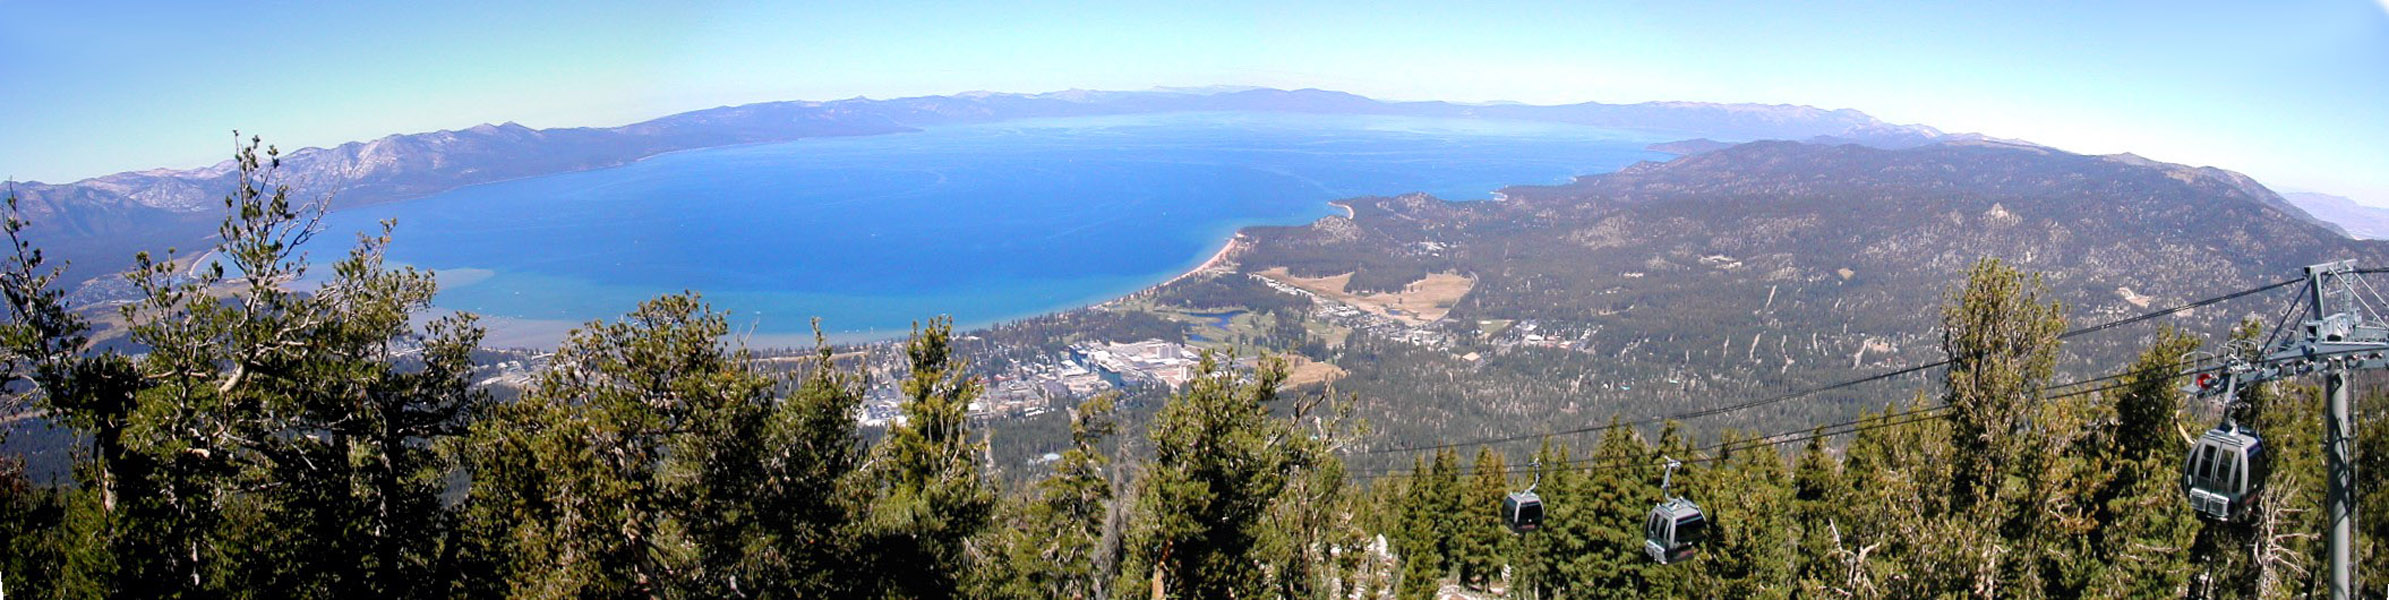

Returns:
5,0,2386,204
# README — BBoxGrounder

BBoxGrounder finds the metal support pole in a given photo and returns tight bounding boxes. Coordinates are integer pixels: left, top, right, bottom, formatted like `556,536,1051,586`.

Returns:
2325,369,2356,600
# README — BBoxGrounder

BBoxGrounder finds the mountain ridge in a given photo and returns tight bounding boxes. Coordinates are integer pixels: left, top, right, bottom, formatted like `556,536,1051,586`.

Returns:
2282,191,2389,240
1209,137,2389,443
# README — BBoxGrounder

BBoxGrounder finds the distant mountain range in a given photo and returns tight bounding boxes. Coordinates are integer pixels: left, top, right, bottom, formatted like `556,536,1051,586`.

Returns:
2281,192,2389,240
14,87,1978,282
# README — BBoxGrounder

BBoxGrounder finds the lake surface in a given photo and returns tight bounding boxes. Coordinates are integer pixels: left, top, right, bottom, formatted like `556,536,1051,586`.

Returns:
314,112,1670,345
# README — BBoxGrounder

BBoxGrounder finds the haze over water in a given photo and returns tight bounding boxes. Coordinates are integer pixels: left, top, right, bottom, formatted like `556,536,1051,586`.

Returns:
314,112,1669,346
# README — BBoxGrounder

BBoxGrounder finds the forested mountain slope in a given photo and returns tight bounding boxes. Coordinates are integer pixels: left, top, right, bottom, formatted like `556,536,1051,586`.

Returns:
1226,139,2389,450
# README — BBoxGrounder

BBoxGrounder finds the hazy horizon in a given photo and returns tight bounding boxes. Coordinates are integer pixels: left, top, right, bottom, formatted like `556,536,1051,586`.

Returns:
4,1,2386,205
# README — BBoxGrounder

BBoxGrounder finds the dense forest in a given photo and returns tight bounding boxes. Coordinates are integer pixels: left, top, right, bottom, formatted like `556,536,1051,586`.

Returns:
2,138,2386,598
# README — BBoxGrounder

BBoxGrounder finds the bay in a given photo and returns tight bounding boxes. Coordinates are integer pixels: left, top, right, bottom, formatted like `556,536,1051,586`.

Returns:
313,111,1671,346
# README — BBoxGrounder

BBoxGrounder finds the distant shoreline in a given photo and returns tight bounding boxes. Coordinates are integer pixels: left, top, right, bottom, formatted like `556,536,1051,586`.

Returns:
307,110,1667,351
1173,232,1247,286
1096,232,1247,311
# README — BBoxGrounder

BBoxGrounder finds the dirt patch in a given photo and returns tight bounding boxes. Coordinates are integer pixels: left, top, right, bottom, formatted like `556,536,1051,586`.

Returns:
1280,355,1348,389
1256,267,1474,326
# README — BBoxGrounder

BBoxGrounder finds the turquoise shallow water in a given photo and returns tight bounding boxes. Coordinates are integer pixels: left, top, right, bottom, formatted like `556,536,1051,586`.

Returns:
312,111,1670,342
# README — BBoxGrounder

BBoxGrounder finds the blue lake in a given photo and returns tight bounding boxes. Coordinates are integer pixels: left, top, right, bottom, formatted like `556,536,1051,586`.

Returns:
314,112,1671,345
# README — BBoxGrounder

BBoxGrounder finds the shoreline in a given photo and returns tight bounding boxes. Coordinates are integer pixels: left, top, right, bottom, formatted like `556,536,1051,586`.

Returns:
1170,232,1247,287
1098,233,1247,310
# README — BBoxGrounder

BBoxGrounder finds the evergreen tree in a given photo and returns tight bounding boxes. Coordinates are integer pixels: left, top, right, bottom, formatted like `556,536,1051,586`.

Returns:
1704,430,1795,600
1790,430,1846,597
1941,258,2066,514
976,394,1119,600
0,185,142,598
727,325,872,597
2111,328,2201,465
2241,381,2325,599
1454,447,1509,591
1395,448,1460,600
111,134,332,595
2082,453,2202,599
1569,419,1653,600
1260,389,1363,600
1929,257,2069,599
2077,330,2202,599
1119,352,1316,599
455,293,778,598
1840,398,1955,599
850,316,998,600
305,222,491,599
74,134,499,598
1512,439,1580,599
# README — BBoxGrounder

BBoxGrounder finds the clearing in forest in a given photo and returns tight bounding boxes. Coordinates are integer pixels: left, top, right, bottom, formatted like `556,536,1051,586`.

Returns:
1254,267,1474,326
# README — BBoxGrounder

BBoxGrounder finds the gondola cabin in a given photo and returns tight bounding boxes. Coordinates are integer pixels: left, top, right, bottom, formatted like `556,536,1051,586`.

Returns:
1504,491,1544,533
1643,498,1707,565
2182,424,2266,521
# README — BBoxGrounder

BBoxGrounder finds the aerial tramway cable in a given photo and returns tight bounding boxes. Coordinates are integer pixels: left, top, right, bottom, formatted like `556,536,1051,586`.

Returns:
1355,355,2218,480
1360,276,2305,458
1359,326,2389,486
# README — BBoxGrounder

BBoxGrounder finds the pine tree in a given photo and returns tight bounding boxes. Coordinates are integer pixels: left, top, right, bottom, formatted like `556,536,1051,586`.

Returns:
1512,439,1581,599
1261,388,1363,600
2082,453,2201,599
1840,398,1956,599
0,184,143,598
851,316,998,600
2242,381,2325,599
2111,328,2200,465
1454,447,1509,591
110,134,335,595
6,134,512,598
1927,257,2067,599
455,293,779,598
300,222,491,598
976,394,1120,600
1790,430,1846,597
1704,430,1795,600
2077,330,2202,599
1119,352,1315,599
1569,419,1653,600
92,134,508,597
1941,258,2065,514
736,328,872,597
1396,447,1460,599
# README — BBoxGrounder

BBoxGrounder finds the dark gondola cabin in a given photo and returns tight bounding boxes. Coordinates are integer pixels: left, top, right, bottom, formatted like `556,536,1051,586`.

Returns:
2182,424,2265,520
1643,498,1707,565
1503,491,1544,533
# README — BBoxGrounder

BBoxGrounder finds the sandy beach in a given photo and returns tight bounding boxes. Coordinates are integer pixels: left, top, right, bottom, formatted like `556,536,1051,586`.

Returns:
1167,233,1246,286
